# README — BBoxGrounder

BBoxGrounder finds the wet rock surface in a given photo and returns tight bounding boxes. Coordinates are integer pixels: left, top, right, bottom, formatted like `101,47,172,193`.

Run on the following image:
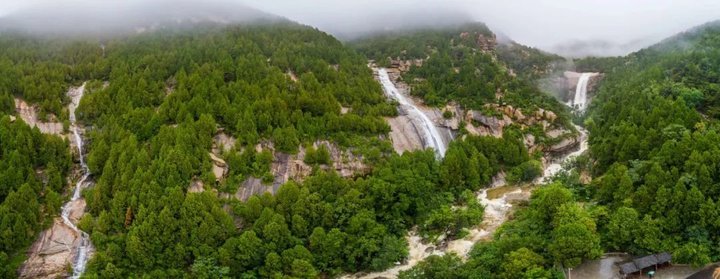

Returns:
20,175,92,279
20,220,78,279
380,69,453,154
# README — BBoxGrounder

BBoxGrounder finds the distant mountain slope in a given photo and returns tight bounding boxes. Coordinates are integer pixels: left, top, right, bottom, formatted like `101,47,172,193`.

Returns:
349,23,573,126
578,20,720,267
0,0,281,35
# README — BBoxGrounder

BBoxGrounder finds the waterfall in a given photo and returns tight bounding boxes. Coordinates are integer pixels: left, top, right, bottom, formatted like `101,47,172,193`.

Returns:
377,68,446,157
61,83,93,279
539,73,594,182
573,73,593,111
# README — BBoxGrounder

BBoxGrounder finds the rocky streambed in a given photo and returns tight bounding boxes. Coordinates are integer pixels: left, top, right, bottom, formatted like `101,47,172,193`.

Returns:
20,84,94,279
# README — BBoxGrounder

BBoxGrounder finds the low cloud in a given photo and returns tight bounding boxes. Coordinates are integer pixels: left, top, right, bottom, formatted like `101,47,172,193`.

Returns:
2,0,719,56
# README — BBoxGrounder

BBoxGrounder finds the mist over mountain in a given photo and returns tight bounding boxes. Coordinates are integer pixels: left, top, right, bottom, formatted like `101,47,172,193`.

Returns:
2,0,720,57
0,0,280,35
549,37,660,58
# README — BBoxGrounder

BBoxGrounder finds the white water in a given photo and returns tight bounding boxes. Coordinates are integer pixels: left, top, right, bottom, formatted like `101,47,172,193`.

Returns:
346,72,597,278
541,73,594,182
61,83,93,279
572,73,593,111
377,68,447,157
538,125,589,183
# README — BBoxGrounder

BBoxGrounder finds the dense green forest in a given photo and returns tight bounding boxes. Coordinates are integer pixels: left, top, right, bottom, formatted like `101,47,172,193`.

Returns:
351,23,573,128
393,21,720,279
0,21,551,278
582,21,720,265
0,116,71,276
7,15,720,278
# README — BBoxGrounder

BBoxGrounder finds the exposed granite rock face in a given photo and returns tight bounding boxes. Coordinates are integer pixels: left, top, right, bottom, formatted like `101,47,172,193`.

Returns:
20,197,91,278
381,70,454,154
545,128,580,153
386,116,424,154
20,220,77,279
212,132,236,154
464,104,581,155
231,141,368,201
389,59,424,72
14,98,64,135
468,111,511,137
459,31,496,52
549,137,580,153
188,179,204,193
208,152,228,182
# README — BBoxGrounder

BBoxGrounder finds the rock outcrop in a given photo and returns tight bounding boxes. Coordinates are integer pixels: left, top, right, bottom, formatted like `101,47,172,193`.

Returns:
459,31,497,52
545,128,580,153
389,59,424,72
14,98,64,135
230,141,368,201
208,152,228,182
20,189,91,279
20,221,79,278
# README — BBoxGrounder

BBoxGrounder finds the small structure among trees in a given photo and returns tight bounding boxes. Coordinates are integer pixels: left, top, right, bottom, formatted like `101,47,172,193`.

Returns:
618,252,672,278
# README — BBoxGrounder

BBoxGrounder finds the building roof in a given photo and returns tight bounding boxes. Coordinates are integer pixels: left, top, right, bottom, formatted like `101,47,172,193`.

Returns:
654,252,672,264
617,252,673,275
619,262,640,274
633,255,658,270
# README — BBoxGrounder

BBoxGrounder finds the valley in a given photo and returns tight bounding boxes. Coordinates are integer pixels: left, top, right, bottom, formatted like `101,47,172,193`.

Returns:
0,4,719,279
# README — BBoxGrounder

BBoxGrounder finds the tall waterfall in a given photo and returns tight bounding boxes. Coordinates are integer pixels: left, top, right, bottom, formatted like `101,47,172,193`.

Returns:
573,73,593,111
540,73,594,181
62,83,93,278
377,68,446,157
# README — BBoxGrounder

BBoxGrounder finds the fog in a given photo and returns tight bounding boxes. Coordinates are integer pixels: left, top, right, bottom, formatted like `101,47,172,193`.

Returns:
2,0,720,56
0,0,276,35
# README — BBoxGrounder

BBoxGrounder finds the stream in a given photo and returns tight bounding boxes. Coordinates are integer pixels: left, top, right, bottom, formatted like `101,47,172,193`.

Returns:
345,72,594,278
63,83,93,278
377,68,447,157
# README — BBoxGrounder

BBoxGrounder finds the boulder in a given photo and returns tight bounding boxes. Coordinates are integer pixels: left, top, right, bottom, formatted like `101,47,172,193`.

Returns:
549,137,579,153
188,179,204,193
514,108,526,121
208,152,227,181
544,110,557,123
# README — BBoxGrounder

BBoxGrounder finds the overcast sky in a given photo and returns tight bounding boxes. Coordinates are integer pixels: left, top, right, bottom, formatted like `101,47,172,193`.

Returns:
2,0,720,56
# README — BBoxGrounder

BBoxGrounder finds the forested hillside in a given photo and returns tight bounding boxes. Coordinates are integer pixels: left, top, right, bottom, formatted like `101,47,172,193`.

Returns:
581,21,720,265
0,117,71,276
387,21,720,279
350,23,573,128
0,20,556,278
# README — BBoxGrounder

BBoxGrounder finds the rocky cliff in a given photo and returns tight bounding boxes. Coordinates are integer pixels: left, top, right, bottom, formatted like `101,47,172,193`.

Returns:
202,133,369,201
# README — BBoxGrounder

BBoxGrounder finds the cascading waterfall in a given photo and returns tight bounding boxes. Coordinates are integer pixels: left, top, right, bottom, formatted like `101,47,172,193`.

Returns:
540,73,594,181
572,73,593,111
350,71,597,279
377,68,446,157
61,83,93,279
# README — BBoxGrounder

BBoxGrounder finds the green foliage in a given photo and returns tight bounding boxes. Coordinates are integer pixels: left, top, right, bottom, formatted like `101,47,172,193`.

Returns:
303,144,331,165
583,20,720,264
398,254,465,279
401,183,596,278
507,159,543,183
496,43,566,81
351,23,574,128
0,19,584,278
0,116,71,273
